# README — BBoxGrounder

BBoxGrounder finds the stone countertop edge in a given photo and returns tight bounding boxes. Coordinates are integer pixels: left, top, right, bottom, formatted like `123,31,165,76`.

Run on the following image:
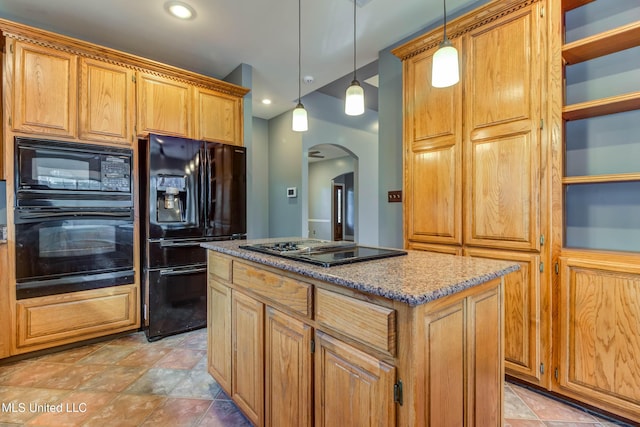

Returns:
202,240,520,306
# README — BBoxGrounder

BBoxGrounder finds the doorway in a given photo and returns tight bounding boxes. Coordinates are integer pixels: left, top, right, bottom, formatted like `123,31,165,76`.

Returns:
332,184,344,241
307,144,356,241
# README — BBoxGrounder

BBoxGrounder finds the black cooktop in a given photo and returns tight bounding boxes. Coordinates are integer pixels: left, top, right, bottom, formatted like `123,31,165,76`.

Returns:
239,240,407,267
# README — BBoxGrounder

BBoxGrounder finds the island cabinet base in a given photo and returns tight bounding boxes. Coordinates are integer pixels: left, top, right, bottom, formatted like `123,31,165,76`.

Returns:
207,251,504,426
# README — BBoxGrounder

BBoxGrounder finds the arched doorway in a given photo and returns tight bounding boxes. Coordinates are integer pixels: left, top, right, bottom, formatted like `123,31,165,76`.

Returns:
307,144,357,241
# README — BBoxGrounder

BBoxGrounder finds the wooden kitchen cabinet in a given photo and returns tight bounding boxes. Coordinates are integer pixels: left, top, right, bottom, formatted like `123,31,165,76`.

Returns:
136,71,192,138
557,253,640,421
14,284,139,353
394,0,551,388
207,277,232,393
548,0,640,422
207,248,508,426
10,39,77,137
194,87,243,146
232,289,264,426
466,248,543,384
0,244,9,358
464,3,542,251
314,331,395,427
265,307,312,427
401,38,462,246
79,58,135,145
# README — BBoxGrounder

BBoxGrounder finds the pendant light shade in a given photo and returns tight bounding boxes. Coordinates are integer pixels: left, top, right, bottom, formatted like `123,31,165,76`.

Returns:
292,102,308,132
431,0,459,88
345,0,364,116
292,0,308,132
345,80,365,116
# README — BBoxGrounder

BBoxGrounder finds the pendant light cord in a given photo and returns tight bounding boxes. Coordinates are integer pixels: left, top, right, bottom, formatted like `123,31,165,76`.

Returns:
352,0,357,81
298,0,302,104
443,0,448,40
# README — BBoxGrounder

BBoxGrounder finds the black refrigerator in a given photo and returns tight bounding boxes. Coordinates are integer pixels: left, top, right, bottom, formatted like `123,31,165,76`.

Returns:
139,133,246,341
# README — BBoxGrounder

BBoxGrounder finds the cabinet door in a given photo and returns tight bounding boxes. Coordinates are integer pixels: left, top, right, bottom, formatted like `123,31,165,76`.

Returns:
0,244,10,358
12,40,77,137
194,87,243,146
232,290,264,426
419,278,503,426
207,278,232,393
465,248,544,385
136,71,191,138
464,4,541,251
79,58,134,144
314,331,395,427
403,41,463,246
265,307,312,427
557,256,640,421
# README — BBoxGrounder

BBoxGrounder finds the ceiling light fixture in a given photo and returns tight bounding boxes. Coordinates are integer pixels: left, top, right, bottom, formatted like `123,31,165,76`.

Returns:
292,0,308,132
164,1,196,20
431,0,459,88
345,0,364,116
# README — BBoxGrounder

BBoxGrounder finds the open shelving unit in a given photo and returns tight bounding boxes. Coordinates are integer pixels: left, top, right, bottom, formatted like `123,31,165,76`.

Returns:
562,0,640,252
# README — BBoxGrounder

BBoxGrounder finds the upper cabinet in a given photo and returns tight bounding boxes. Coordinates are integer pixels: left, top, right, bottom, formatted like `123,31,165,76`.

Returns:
1,19,250,148
136,71,192,139
194,87,243,146
10,39,77,138
464,5,542,251
79,58,135,145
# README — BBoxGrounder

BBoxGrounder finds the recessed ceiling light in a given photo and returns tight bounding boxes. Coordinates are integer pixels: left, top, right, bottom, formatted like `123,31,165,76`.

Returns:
164,1,196,20
261,99,272,105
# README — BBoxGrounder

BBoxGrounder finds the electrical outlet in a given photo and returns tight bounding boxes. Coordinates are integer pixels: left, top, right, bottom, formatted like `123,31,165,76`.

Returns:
387,190,402,203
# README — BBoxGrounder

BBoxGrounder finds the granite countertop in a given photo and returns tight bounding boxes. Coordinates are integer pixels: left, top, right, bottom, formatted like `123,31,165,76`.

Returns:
203,238,520,306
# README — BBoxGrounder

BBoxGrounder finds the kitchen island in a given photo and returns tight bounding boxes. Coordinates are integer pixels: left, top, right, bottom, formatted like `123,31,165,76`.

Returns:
203,238,519,426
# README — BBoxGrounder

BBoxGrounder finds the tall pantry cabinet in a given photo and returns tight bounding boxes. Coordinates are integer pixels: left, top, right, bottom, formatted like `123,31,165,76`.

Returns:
396,0,640,421
393,0,552,388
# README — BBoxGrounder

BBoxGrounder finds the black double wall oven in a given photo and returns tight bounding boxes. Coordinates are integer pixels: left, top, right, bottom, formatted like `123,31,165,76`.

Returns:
14,137,134,299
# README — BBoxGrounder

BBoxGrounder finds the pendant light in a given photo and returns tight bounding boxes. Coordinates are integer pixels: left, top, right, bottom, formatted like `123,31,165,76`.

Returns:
292,0,308,132
345,0,364,116
431,0,459,88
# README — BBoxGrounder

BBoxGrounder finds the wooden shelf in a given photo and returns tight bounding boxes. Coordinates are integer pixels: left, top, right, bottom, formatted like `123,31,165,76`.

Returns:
563,172,640,185
562,0,595,13
563,91,640,121
563,21,640,64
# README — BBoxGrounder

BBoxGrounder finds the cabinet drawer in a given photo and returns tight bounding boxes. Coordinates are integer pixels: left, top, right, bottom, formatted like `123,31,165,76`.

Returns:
16,285,138,350
315,288,396,356
208,252,232,282
233,262,312,318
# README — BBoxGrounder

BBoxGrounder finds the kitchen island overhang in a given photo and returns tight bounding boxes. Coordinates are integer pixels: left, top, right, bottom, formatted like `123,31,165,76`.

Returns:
203,238,520,426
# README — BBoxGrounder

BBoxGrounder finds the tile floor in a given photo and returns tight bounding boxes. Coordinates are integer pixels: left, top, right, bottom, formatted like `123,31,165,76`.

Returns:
0,328,633,426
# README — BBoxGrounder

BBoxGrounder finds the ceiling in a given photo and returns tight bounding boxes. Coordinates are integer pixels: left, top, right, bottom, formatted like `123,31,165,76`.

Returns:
0,0,479,120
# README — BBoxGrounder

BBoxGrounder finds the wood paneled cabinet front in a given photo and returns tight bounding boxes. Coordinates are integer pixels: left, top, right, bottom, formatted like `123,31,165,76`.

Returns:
194,87,243,146
395,0,549,388
207,250,506,426
79,58,135,144
136,71,191,138
556,254,640,421
10,39,78,137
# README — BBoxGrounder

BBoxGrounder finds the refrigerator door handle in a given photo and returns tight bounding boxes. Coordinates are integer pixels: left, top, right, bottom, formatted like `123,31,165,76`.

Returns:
159,267,207,276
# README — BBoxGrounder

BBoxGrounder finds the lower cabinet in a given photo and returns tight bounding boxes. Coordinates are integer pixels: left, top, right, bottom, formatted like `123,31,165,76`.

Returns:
207,251,505,426
556,254,640,421
14,284,139,353
314,331,395,427
266,307,312,427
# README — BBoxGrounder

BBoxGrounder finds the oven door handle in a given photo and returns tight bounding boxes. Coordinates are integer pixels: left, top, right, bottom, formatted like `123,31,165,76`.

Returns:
16,210,132,220
159,267,207,276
